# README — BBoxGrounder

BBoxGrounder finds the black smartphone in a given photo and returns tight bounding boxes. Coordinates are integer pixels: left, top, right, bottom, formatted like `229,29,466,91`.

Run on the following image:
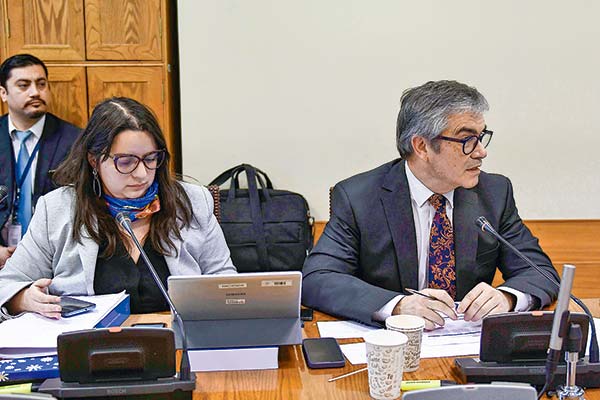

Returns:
60,296,96,318
132,322,168,328
301,308,314,321
302,337,346,369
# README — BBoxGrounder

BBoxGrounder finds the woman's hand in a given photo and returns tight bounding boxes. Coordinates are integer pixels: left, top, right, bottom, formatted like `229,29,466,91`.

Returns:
7,278,62,319
0,245,16,268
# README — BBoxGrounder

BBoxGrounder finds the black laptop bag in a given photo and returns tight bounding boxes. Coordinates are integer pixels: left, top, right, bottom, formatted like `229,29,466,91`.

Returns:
209,164,314,272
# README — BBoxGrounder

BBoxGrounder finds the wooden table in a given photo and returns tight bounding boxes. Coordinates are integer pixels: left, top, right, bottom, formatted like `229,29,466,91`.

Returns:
125,298,600,399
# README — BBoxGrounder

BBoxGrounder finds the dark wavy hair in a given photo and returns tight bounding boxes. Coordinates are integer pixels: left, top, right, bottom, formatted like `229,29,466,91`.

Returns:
53,97,193,257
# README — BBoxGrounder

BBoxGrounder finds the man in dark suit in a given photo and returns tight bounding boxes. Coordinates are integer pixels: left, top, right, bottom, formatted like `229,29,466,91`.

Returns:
0,54,80,267
302,80,559,329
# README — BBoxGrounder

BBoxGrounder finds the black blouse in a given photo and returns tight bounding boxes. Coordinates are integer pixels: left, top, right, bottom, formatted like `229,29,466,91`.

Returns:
94,239,170,314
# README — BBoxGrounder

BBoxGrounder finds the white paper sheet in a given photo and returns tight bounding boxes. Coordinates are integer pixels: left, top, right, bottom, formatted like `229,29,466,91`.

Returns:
316,320,376,339
0,292,128,358
337,315,482,364
340,342,368,365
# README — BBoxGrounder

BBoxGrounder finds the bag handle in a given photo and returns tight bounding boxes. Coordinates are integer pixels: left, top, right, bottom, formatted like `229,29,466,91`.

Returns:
252,166,274,189
226,164,271,202
208,164,245,187
209,163,274,190
245,167,270,269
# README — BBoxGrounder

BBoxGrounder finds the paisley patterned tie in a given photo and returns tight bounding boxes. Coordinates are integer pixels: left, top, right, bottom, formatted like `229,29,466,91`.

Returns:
427,194,456,299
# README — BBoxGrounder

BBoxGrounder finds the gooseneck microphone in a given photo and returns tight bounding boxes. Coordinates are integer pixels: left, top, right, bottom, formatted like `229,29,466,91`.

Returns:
545,264,575,396
475,216,599,363
0,185,8,204
116,212,192,381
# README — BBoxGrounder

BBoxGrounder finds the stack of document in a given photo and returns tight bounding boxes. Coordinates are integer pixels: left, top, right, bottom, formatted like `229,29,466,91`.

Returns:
0,292,129,359
317,315,482,365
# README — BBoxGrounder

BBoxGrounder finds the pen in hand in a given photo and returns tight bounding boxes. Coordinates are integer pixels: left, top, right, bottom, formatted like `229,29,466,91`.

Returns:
405,288,440,301
404,288,458,319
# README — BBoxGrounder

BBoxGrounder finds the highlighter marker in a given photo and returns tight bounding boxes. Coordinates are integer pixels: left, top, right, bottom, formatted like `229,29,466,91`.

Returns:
401,379,457,391
0,382,34,394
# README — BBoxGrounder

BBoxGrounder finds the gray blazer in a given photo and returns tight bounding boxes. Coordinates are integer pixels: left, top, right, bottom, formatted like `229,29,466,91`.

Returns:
0,182,236,311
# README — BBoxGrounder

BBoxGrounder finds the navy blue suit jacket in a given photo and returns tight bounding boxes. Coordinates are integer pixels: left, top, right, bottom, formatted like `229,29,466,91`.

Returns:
302,159,559,326
0,113,80,245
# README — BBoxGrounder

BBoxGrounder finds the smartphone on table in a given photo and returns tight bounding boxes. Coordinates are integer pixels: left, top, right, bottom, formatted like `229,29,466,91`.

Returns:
302,337,346,369
60,296,96,318
132,322,168,328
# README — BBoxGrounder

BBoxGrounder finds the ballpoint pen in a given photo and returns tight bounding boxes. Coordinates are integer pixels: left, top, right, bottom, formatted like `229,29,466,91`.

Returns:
404,288,458,317
404,288,439,301
328,367,367,382
328,369,457,390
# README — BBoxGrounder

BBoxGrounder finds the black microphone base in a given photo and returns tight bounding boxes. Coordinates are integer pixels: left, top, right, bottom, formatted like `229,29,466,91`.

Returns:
455,357,600,389
38,375,195,399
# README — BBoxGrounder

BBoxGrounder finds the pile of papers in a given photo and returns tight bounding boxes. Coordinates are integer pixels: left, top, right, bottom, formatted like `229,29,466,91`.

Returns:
317,315,482,365
0,292,128,359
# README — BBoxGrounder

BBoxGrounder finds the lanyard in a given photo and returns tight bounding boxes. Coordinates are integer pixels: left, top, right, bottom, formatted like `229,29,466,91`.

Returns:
11,140,41,216
15,141,41,189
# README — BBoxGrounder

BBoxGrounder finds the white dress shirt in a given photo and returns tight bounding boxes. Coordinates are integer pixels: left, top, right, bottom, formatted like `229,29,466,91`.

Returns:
374,162,532,320
9,114,46,190
1,116,45,244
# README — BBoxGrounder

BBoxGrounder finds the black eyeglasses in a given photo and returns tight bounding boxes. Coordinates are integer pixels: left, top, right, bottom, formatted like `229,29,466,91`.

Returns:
436,129,493,155
107,149,166,174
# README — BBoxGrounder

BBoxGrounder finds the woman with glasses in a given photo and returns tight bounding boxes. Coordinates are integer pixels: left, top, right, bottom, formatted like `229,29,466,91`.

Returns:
0,97,236,318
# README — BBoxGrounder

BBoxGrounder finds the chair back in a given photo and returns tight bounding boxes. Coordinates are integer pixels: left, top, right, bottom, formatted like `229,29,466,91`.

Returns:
206,185,221,223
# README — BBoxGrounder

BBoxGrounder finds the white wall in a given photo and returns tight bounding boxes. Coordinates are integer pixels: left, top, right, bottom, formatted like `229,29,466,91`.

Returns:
177,0,600,220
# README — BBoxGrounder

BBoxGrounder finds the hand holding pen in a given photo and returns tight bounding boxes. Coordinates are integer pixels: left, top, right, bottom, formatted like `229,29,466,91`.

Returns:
393,288,457,330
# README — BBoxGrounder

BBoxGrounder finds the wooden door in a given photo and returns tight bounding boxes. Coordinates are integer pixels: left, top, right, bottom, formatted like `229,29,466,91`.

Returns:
46,66,87,128
86,65,165,131
85,0,162,60
4,0,85,61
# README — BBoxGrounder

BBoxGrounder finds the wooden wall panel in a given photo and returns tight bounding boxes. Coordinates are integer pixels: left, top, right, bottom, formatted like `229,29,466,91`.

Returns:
85,0,161,60
46,66,87,128
525,220,600,266
5,0,85,60
87,66,163,120
86,66,170,151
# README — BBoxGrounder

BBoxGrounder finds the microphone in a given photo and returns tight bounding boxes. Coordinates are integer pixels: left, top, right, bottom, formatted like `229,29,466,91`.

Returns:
544,264,574,391
549,264,574,354
0,185,8,204
475,216,599,363
115,211,192,381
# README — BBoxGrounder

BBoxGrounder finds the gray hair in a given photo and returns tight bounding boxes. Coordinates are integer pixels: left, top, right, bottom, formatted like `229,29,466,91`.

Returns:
396,80,489,158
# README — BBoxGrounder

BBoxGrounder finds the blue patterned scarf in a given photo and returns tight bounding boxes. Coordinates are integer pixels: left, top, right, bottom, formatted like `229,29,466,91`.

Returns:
103,181,161,222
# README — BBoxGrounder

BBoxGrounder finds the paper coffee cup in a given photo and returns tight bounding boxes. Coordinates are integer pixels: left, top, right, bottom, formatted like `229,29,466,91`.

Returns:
385,314,425,372
363,329,408,400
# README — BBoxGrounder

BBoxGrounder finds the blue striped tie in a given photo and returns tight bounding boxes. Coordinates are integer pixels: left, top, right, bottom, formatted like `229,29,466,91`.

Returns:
15,130,33,236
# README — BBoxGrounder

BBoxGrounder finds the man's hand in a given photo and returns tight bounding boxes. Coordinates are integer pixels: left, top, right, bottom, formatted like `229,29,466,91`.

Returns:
393,288,457,330
457,282,515,322
0,245,16,268
6,278,61,319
